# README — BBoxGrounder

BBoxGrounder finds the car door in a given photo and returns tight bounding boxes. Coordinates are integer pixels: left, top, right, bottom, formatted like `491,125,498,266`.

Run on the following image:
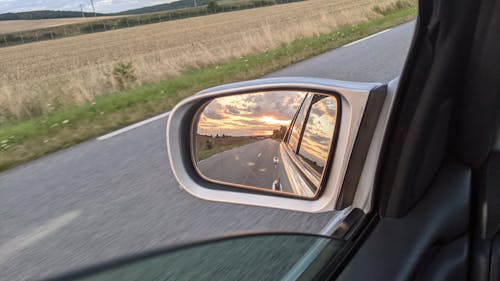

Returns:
165,0,498,278
337,0,500,280
44,0,499,280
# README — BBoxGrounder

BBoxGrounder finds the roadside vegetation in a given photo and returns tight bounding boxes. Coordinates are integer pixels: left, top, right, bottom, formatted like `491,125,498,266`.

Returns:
0,0,413,122
0,0,417,171
195,135,262,161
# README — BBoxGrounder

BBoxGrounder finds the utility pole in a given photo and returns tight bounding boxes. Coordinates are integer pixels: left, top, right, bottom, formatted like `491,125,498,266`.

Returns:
80,4,85,18
89,0,96,17
194,0,198,7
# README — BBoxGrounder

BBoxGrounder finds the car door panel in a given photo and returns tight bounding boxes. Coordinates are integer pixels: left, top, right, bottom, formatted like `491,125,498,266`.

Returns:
415,234,468,281
337,161,471,281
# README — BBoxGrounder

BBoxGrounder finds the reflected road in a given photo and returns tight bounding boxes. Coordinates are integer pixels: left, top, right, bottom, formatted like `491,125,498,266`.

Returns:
199,139,280,189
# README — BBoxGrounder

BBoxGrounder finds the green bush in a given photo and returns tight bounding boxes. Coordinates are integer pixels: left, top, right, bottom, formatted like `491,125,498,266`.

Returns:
113,62,137,89
205,140,213,150
207,0,221,13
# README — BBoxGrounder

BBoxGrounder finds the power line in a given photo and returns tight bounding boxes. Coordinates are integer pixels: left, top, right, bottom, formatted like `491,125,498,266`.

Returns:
80,4,85,18
89,0,96,17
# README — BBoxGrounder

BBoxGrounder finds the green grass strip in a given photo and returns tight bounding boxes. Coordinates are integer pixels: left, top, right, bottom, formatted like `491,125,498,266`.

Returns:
0,5,417,172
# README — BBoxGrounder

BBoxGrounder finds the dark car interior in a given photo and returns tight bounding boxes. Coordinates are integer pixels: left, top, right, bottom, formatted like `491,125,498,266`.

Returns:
330,0,500,280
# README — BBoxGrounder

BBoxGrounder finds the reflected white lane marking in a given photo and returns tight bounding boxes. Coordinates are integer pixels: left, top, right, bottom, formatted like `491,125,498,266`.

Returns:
97,111,170,141
257,153,262,158
342,28,392,48
0,210,81,265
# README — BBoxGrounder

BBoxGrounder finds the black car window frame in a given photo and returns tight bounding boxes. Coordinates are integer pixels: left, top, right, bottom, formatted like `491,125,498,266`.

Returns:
287,94,313,152
284,93,309,144
296,95,338,183
283,93,340,189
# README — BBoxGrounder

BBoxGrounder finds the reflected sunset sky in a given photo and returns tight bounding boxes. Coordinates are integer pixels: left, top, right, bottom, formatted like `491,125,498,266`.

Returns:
197,91,306,136
297,96,338,169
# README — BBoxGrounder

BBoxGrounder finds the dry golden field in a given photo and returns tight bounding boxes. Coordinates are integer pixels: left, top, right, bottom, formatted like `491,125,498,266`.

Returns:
0,0,405,122
0,17,124,35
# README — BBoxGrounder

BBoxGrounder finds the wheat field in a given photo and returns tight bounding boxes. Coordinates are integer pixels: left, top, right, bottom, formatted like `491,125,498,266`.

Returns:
0,0,405,123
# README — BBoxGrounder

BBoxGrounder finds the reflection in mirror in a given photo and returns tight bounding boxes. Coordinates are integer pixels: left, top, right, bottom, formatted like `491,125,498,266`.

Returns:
192,91,339,199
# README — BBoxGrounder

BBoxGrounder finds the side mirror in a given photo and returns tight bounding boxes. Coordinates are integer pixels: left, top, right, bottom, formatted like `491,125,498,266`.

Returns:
167,77,391,213
194,90,339,199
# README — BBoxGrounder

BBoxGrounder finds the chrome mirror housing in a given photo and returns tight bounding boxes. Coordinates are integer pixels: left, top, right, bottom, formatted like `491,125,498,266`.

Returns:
167,77,392,213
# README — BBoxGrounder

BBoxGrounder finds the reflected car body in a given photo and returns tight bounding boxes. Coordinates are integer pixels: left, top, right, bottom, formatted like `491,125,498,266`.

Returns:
274,93,339,198
276,143,315,196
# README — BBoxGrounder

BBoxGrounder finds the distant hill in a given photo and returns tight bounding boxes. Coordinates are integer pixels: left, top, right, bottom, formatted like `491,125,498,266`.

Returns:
0,1,196,21
0,0,246,21
116,0,213,15
0,0,217,20
0,10,106,21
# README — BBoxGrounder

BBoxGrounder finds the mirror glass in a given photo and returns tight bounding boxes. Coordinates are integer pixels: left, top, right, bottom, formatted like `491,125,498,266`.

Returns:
192,91,339,199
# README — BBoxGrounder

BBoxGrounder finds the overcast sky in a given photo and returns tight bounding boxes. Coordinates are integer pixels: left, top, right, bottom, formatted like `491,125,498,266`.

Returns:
0,0,175,14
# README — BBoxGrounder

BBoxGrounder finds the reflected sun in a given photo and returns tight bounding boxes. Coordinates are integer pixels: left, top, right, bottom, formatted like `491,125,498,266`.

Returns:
259,116,290,126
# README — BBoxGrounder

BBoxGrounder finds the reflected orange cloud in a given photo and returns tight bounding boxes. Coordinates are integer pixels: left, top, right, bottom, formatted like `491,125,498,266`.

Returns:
197,91,305,137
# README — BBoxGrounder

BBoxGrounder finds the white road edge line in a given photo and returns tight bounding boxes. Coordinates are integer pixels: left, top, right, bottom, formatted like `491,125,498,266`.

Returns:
0,210,81,265
97,111,170,141
96,28,391,141
96,28,393,141
342,28,393,48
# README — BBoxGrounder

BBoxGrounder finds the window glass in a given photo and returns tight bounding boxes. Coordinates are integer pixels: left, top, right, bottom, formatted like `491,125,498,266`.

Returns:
297,95,338,178
287,94,312,152
69,234,349,281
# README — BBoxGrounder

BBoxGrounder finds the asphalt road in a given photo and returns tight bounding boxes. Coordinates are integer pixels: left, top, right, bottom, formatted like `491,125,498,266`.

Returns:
0,21,415,280
198,139,280,189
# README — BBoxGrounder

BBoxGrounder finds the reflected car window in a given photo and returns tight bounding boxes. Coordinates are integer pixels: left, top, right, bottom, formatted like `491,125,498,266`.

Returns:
297,95,338,178
287,94,312,152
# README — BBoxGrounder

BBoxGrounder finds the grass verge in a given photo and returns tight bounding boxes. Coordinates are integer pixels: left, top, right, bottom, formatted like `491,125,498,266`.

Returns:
0,5,416,172
196,136,262,161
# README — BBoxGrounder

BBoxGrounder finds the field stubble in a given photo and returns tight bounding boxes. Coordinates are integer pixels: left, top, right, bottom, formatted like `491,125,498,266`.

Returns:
0,0,408,123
